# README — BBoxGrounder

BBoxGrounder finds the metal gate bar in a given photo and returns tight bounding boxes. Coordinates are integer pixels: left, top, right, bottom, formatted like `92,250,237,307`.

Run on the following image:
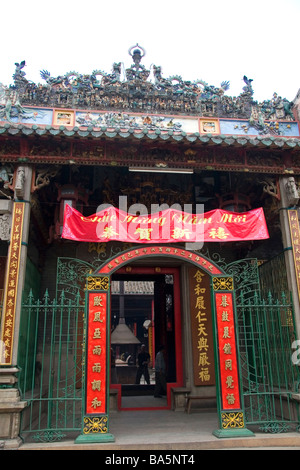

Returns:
19,290,84,442
237,291,300,433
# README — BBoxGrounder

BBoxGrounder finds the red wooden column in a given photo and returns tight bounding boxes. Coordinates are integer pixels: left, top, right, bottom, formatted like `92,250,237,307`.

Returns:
211,275,254,438
75,275,114,443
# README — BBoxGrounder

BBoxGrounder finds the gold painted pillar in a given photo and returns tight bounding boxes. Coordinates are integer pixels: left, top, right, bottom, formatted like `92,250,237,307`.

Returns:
0,166,32,448
279,176,300,339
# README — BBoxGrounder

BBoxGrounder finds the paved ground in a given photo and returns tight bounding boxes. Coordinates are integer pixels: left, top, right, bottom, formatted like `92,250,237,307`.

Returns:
17,409,300,451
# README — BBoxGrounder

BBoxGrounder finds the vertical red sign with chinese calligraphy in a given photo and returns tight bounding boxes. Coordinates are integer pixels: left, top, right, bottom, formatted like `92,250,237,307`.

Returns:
86,292,107,415
214,291,241,410
0,202,24,365
189,267,215,385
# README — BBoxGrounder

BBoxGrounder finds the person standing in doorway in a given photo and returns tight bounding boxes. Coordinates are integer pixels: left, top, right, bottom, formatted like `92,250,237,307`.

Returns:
135,344,150,385
154,345,166,398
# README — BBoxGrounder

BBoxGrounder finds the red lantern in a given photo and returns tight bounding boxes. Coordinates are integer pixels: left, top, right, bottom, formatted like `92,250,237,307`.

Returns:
218,192,251,213
54,184,89,238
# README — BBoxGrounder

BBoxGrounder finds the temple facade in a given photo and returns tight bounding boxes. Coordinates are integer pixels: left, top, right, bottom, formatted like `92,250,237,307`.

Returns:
1,45,300,447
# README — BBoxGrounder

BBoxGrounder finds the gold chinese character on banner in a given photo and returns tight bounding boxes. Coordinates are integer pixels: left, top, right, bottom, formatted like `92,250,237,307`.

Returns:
223,343,232,355
92,363,102,373
199,368,211,382
91,397,102,409
198,352,210,367
93,345,102,355
91,380,101,391
198,323,208,336
221,311,230,322
93,328,102,339
94,296,103,307
197,337,209,351
223,326,231,339
226,394,236,405
194,270,205,283
220,295,230,307
195,296,206,310
93,311,104,322
226,376,234,389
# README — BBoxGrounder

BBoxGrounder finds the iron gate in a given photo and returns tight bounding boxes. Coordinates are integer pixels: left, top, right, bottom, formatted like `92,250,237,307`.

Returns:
216,254,300,433
237,291,300,433
19,289,85,442
19,257,93,442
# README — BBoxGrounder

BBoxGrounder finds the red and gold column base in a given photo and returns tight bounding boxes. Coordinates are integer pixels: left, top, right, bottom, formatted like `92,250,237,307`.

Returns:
75,416,115,443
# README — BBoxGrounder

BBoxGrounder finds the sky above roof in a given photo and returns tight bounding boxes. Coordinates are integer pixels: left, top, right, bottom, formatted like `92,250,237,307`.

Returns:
1,0,299,104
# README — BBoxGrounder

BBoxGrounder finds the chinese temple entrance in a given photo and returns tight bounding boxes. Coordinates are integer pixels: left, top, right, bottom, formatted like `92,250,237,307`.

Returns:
19,247,260,444
78,245,256,443
110,267,182,409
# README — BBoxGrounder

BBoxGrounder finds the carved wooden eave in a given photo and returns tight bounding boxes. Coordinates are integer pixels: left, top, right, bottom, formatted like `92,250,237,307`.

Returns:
0,122,300,175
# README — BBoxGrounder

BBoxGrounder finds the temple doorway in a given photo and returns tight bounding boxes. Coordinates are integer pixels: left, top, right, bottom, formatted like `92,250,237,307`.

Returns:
110,266,183,409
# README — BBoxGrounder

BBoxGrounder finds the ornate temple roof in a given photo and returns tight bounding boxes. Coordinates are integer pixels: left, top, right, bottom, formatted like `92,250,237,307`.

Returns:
0,45,298,120
0,44,299,151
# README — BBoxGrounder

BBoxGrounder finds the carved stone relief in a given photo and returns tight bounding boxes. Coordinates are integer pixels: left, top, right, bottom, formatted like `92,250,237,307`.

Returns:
0,214,11,240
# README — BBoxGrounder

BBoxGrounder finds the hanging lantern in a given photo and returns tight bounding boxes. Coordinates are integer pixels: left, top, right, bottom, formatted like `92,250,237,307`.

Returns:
218,192,251,213
54,184,89,238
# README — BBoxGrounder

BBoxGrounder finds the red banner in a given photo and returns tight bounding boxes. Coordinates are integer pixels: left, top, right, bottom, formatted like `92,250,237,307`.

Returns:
62,204,269,243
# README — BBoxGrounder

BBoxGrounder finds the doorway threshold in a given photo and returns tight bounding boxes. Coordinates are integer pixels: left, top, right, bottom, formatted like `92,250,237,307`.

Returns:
121,394,169,410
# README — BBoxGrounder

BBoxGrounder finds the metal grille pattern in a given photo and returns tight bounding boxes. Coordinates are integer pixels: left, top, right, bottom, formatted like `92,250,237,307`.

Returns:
19,289,84,442
259,252,289,299
237,291,300,433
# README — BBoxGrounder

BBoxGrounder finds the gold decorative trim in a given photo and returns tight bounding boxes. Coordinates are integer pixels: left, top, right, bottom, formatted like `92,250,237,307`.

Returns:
221,412,245,429
213,276,233,291
83,416,108,434
87,276,109,291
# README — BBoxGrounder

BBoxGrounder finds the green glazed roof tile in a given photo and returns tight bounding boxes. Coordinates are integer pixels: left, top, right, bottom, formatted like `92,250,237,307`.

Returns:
0,122,300,150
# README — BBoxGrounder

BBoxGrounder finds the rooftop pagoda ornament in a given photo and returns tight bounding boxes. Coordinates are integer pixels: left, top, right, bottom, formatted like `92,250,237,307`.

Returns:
126,44,149,81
